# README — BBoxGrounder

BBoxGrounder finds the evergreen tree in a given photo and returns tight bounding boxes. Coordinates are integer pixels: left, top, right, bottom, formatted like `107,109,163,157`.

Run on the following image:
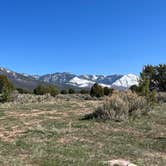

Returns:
0,75,14,102
140,76,150,97
140,64,166,92
68,88,75,94
157,64,166,91
90,83,104,98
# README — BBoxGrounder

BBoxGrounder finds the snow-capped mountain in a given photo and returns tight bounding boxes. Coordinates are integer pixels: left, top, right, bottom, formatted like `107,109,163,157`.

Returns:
112,74,139,88
38,72,138,89
0,67,139,90
39,73,123,89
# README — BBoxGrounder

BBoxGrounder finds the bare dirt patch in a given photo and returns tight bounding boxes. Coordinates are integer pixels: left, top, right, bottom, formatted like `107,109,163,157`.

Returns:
0,127,26,142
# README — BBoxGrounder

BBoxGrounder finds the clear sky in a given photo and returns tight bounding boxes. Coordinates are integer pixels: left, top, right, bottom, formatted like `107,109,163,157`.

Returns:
0,0,165,75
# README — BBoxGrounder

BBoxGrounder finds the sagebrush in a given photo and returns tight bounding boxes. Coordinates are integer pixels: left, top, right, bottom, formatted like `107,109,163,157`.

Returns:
83,90,150,121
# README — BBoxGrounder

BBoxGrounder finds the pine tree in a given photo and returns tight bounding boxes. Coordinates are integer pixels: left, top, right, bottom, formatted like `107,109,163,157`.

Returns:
0,75,14,102
140,64,166,92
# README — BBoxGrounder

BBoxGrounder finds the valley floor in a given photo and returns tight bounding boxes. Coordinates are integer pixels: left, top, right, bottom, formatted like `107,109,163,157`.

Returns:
0,95,165,166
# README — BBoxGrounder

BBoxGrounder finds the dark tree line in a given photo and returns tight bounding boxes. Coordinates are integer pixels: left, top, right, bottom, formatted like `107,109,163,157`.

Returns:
34,84,59,97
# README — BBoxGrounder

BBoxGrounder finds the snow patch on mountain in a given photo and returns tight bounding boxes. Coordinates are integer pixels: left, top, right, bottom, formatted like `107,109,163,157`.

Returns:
0,67,13,74
112,74,139,88
69,77,113,88
69,77,95,88
92,75,98,81
32,75,40,79
99,83,111,88
22,73,31,77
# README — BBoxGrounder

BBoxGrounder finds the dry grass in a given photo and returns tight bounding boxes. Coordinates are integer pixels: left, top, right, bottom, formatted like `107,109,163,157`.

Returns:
157,92,166,103
0,94,165,166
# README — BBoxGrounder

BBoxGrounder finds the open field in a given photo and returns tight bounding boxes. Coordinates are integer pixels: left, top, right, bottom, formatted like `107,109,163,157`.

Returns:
0,95,165,166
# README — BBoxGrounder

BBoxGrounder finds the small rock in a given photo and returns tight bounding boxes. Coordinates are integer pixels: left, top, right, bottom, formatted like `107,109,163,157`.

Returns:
103,159,137,166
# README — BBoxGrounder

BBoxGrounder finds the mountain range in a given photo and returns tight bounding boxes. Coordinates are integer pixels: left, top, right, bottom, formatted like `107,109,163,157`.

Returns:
0,67,139,91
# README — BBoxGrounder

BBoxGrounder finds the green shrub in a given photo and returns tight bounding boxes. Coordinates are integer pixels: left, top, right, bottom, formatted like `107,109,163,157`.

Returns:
34,85,47,95
103,87,110,96
80,89,89,94
131,73,157,106
17,88,32,94
47,85,59,97
68,88,75,94
34,85,59,97
0,75,14,102
130,85,141,93
90,83,104,98
147,90,157,106
61,89,68,94
103,87,113,96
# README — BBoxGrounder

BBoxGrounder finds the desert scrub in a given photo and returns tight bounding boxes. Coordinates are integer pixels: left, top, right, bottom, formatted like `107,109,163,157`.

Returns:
12,93,56,104
157,92,166,103
83,90,149,121
121,91,149,115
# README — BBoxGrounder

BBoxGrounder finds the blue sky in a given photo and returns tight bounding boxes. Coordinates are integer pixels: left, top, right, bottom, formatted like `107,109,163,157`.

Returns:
0,0,165,75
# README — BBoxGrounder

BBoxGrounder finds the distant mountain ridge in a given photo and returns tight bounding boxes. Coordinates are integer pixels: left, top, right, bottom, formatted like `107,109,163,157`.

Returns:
0,67,47,90
0,67,139,90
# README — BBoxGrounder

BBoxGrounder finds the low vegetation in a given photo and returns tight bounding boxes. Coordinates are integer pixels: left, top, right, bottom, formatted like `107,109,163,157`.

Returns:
103,87,113,96
61,89,68,94
16,88,32,94
68,88,75,94
83,90,149,121
80,89,89,94
34,84,59,97
157,92,166,103
0,64,165,165
0,94,165,165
